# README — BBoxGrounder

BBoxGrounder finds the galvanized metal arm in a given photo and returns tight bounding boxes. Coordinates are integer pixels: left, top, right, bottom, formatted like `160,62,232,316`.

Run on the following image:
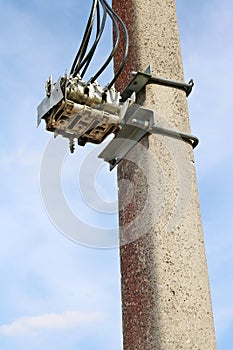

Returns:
99,102,199,171
131,118,199,149
121,68,194,102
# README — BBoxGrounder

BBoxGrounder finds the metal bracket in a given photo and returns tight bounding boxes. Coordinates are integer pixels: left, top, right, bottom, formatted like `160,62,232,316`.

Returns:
121,67,194,102
98,67,197,170
98,104,154,170
98,104,199,171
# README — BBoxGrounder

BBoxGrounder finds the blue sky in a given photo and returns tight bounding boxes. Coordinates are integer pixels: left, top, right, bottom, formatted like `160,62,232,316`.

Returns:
0,0,232,349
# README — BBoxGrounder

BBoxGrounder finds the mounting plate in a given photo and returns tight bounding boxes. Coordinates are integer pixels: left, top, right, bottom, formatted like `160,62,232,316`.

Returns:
98,103,154,170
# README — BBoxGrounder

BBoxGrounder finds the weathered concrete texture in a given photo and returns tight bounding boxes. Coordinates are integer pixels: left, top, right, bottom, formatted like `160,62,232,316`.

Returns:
113,0,217,349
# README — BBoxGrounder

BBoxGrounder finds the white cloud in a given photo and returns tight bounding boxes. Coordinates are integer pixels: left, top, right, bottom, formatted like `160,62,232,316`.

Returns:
0,311,105,337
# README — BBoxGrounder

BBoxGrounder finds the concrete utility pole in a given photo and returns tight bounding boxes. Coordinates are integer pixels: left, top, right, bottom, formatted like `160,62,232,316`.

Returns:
112,1,217,349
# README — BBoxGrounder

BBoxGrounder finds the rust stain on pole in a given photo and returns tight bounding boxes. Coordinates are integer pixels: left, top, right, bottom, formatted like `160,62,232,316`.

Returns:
113,0,217,349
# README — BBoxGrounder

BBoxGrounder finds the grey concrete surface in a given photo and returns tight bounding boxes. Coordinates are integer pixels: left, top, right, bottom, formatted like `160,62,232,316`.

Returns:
113,0,217,349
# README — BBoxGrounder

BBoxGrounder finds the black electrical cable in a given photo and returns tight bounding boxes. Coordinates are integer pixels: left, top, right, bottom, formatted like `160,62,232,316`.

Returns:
72,1,101,77
70,0,129,89
74,2,107,78
74,0,97,70
101,0,129,89
96,0,101,34
70,0,97,74
79,2,103,77
70,0,98,75
89,0,120,84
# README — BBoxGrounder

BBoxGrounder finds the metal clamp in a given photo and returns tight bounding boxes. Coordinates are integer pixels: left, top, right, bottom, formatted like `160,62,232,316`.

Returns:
121,67,194,102
99,104,199,171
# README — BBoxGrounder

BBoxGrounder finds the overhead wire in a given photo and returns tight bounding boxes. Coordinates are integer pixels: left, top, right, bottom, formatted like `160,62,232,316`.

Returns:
89,0,120,85
77,2,107,78
70,0,129,89
79,1,102,77
70,0,98,75
101,0,129,89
